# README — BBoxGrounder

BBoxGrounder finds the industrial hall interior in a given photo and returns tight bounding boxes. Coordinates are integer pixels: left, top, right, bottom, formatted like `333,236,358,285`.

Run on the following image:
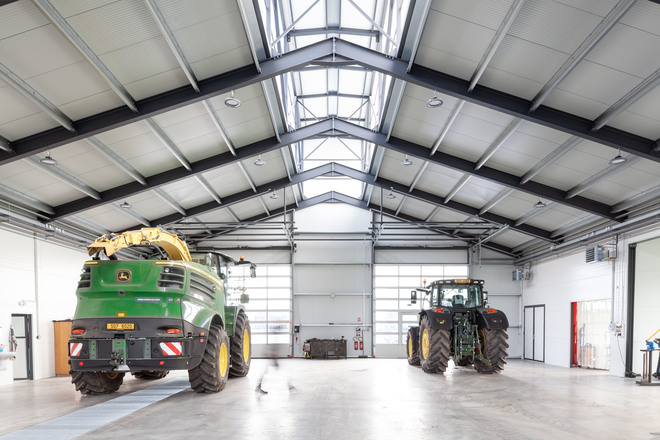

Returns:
1,0,660,439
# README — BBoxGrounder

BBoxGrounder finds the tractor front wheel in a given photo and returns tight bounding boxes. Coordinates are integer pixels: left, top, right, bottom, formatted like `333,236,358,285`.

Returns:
406,327,420,366
474,328,509,374
188,324,230,392
72,371,125,395
418,315,450,373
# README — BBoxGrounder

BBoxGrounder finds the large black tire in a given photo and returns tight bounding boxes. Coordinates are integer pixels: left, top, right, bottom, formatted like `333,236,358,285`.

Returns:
418,314,450,373
71,371,125,395
229,311,252,377
474,328,509,374
406,327,420,366
132,370,169,380
188,324,230,393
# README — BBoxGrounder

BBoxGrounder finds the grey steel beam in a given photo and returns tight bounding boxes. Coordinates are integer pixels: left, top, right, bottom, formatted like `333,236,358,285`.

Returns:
237,162,258,192
5,38,658,167
144,0,199,92
530,0,637,112
195,175,223,204
288,27,379,39
203,100,236,156
592,68,660,131
145,119,192,171
27,156,100,200
475,119,523,170
85,137,147,185
566,155,639,199
514,202,554,227
520,136,582,184
153,188,186,215
0,61,75,131
33,0,138,112
0,134,11,153
444,174,471,203
0,184,55,215
469,0,525,92
480,188,514,215
112,202,150,227
430,100,465,155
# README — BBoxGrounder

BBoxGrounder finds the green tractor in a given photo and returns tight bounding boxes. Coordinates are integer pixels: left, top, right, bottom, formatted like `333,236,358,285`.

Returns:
68,228,254,394
407,279,508,374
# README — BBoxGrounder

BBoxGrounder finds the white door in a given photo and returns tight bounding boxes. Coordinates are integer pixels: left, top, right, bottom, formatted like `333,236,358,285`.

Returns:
399,312,419,357
11,314,32,380
524,305,545,362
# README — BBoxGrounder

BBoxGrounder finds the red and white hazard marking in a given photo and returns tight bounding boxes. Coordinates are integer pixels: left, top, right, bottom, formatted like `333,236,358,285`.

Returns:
69,342,83,357
160,342,182,356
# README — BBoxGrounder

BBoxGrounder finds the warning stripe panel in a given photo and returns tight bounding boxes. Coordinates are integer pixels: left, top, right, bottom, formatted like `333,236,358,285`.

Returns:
160,342,182,356
70,342,83,357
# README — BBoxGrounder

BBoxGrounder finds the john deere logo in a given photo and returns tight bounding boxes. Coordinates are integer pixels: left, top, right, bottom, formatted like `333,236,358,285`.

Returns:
116,269,132,283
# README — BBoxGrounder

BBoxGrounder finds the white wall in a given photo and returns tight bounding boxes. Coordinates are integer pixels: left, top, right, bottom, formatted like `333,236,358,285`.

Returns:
521,251,614,369
0,230,87,386
631,237,660,374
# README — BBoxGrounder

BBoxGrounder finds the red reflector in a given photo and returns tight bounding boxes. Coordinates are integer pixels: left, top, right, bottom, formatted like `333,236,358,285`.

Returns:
487,308,497,313
78,361,84,366
200,338,204,343
72,329,85,335
166,328,180,334
159,360,165,366
200,332,205,337
433,308,444,313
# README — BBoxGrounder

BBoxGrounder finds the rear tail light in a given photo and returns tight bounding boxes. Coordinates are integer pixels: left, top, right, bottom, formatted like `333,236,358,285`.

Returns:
166,328,181,335
487,308,497,313
72,329,85,335
433,307,445,313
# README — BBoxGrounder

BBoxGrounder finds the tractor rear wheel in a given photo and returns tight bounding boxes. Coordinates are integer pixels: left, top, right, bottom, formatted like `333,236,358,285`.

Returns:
474,328,509,373
132,370,169,380
72,371,124,394
188,324,230,392
418,315,450,373
229,311,252,377
406,327,420,366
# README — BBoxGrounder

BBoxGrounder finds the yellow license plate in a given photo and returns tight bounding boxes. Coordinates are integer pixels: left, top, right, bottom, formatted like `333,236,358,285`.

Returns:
107,323,134,330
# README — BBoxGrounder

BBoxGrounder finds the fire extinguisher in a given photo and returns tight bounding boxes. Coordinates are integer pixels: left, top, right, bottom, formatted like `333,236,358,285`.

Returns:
354,340,359,350
359,340,363,350
354,327,362,350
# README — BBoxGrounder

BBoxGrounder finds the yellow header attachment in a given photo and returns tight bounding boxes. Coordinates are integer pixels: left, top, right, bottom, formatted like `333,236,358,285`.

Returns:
87,227,192,261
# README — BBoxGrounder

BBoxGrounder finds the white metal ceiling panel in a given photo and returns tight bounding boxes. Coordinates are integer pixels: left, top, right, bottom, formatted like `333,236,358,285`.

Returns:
450,176,505,209
158,177,216,211
229,198,269,220
398,197,434,220
413,164,466,198
0,85,59,139
608,86,660,140
202,166,255,197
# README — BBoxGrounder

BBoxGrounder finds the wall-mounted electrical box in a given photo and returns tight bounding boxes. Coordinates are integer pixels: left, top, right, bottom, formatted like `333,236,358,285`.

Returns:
512,268,531,281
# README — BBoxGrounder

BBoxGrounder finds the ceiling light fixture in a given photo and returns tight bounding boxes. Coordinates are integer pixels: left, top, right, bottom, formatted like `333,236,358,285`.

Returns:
386,187,396,199
254,154,266,166
426,91,443,109
224,90,241,108
534,198,546,209
40,150,58,165
609,149,627,165
269,191,278,200
120,201,131,209
402,155,412,166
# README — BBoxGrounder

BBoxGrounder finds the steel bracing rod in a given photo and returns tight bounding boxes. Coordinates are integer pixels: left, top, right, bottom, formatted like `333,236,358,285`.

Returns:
3,38,658,166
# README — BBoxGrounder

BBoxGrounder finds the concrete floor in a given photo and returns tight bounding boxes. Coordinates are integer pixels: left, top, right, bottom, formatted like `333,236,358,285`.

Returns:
1,359,660,440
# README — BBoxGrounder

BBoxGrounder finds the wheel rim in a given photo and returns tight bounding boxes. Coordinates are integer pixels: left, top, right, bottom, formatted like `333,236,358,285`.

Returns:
421,329,430,359
219,341,229,376
408,337,413,357
478,329,486,356
243,328,250,361
106,372,119,379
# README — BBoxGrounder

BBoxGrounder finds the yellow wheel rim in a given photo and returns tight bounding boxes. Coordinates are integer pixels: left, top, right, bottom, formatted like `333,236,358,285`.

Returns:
219,341,229,376
421,329,430,359
408,337,413,357
106,372,119,379
243,328,250,361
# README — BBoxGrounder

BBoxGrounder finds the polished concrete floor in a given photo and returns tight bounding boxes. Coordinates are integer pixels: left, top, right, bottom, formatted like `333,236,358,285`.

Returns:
1,359,660,440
